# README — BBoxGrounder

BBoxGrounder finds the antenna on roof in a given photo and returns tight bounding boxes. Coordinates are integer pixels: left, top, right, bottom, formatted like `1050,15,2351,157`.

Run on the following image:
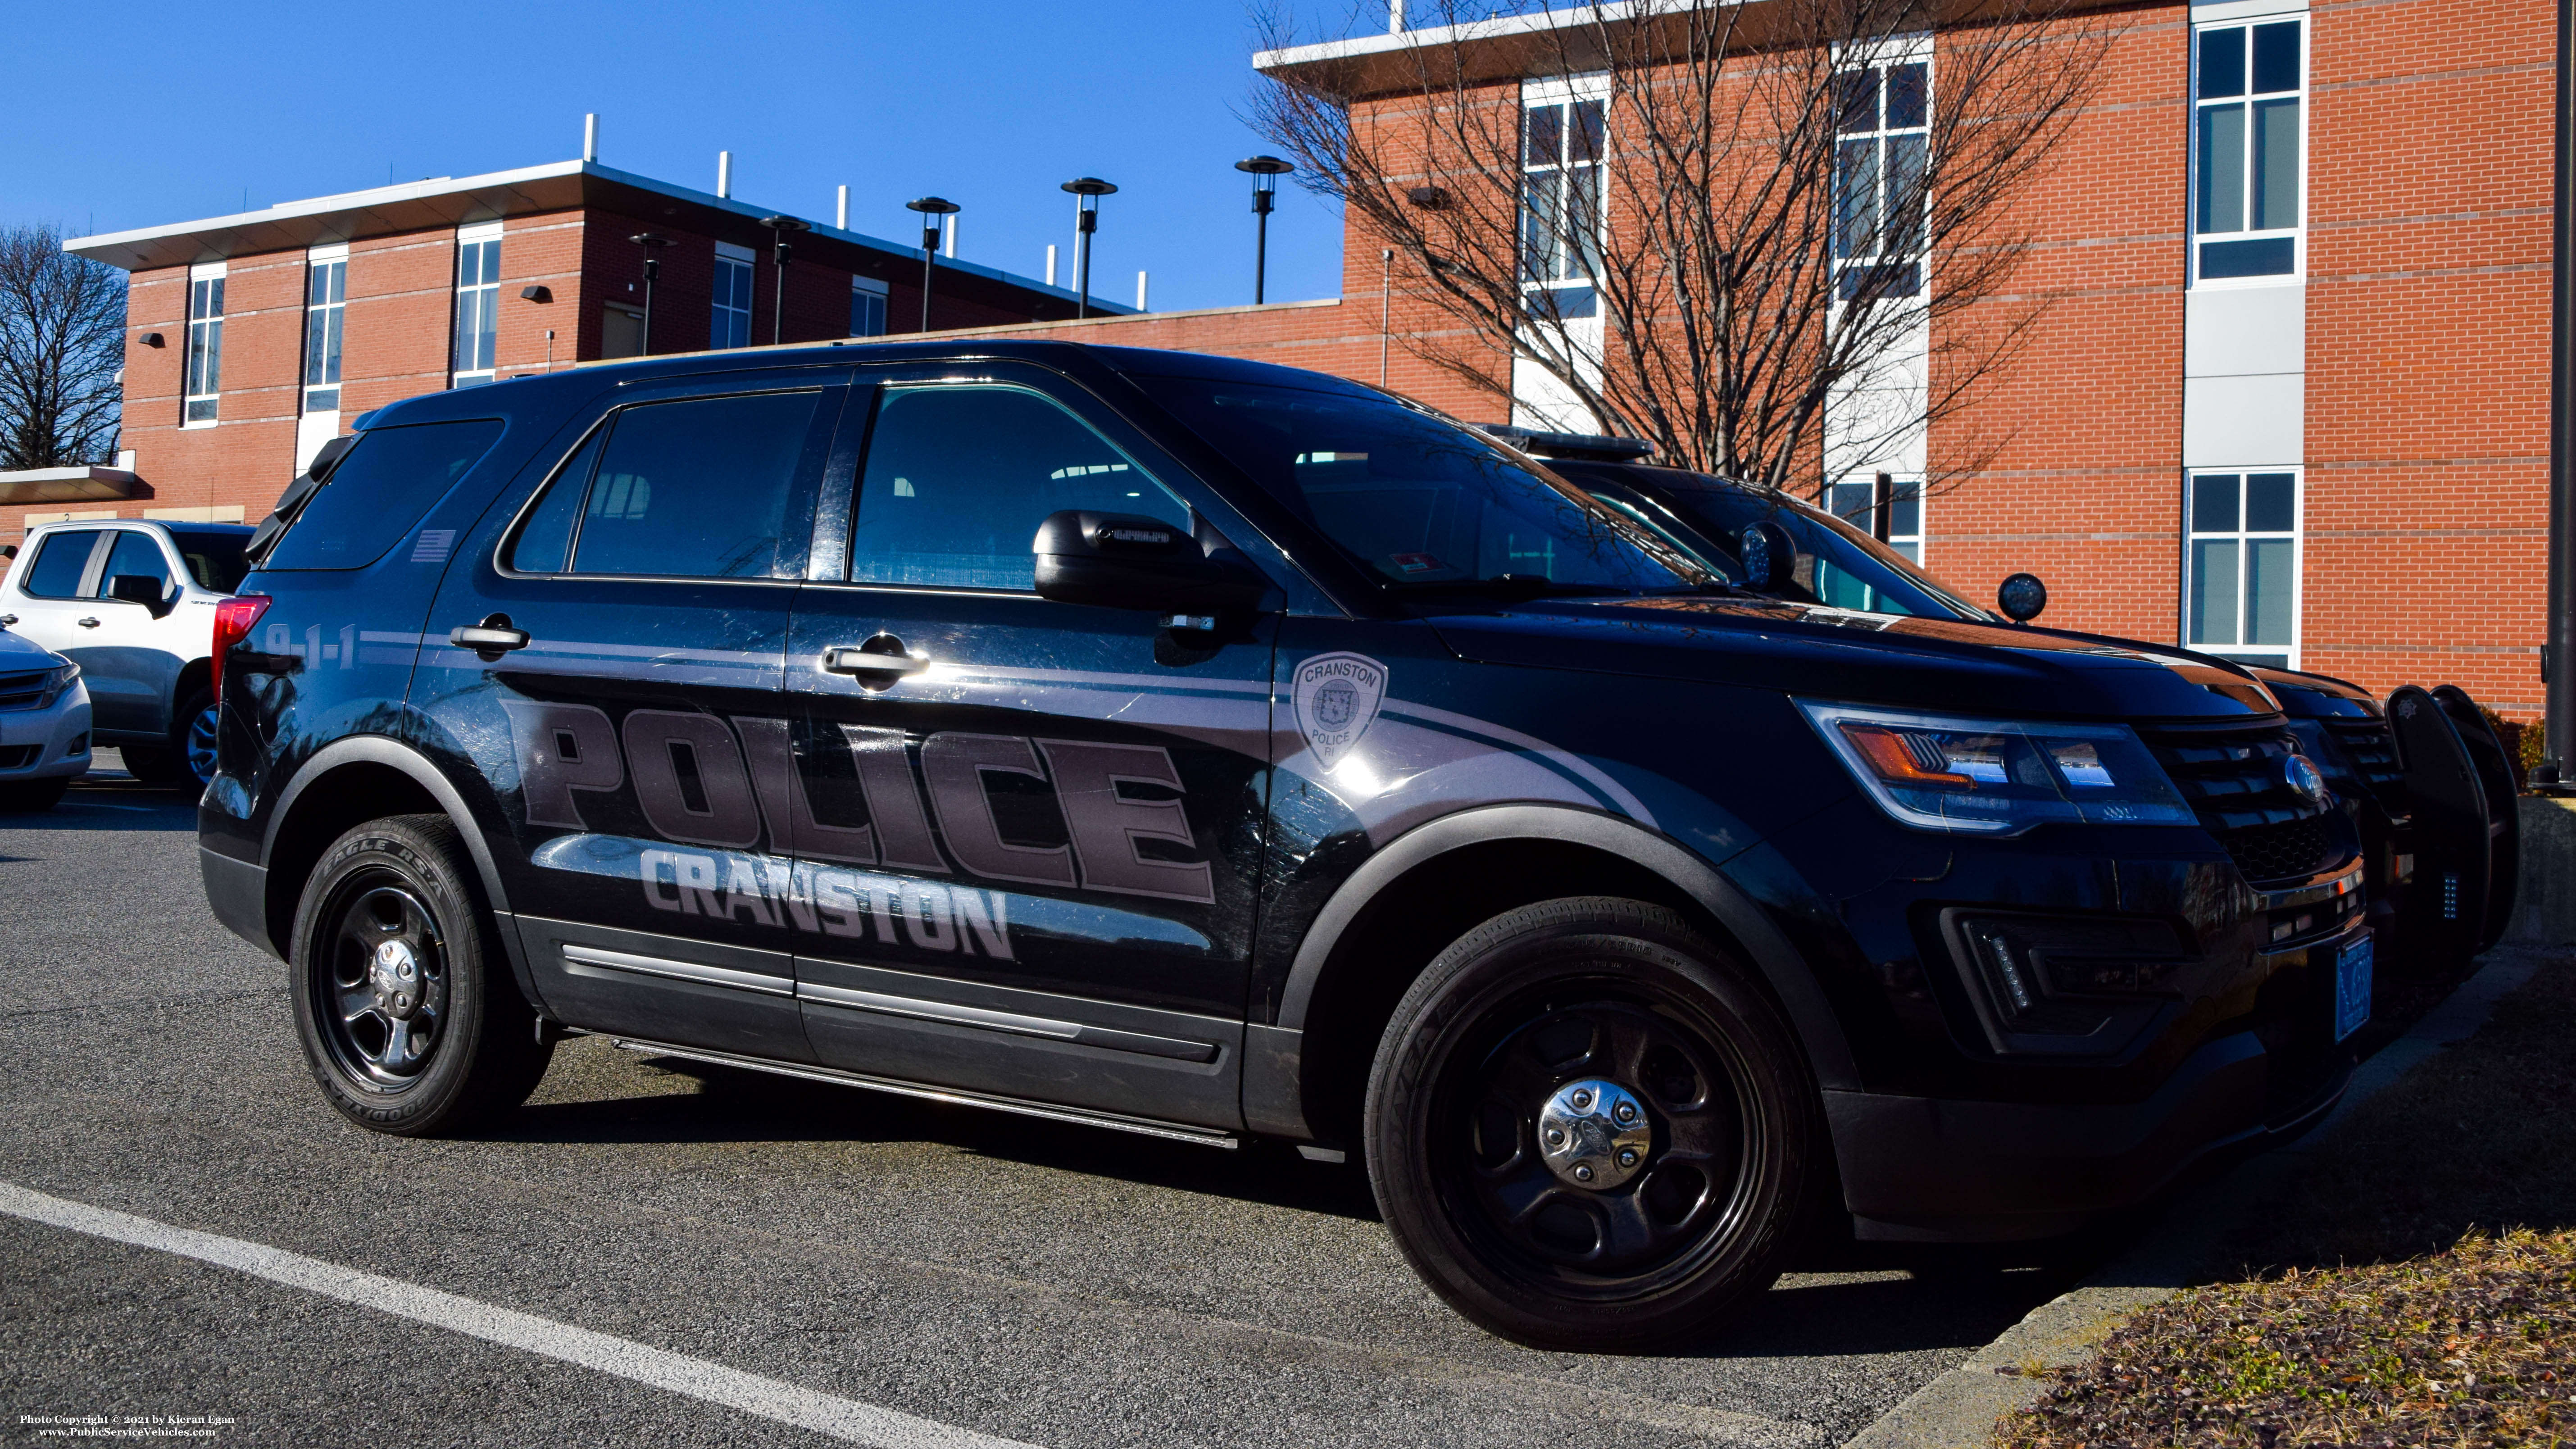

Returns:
583,113,599,163
718,151,733,199
836,184,849,230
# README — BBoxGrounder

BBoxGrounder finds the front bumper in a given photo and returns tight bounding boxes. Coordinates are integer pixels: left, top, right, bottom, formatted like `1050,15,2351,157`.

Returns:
0,685,93,781
1830,914,2364,1241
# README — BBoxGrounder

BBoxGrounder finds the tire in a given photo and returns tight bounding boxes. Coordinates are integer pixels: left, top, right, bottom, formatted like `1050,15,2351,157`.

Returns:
0,777,69,812
125,689,217,792
1365,896,1817,1351
288,814,553,1135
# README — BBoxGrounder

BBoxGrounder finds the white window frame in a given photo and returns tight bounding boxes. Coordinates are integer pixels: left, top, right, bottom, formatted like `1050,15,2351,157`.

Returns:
850,275,890,338
2182,466,2303,668
451,221,504,387
302,243,348,414
1831,42,1934,302
182,261,225,427
1819,475,1925,610
2188,8,2309,289
1517,75,1609,322
713,241,755,350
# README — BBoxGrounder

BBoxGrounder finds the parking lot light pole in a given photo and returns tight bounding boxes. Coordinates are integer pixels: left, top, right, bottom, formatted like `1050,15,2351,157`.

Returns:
1235,157,1294,305
759,215,809,346
1061,178,1116,319
905,197,959,333
629,233,672,356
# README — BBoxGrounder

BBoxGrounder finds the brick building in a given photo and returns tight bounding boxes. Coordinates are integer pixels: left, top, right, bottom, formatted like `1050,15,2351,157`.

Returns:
18,0,2549,717
938,0,2554,716
6,157,1095,542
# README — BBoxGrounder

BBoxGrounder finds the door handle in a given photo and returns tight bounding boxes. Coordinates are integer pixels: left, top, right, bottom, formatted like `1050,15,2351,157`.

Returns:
822,636,930,681
77,616,100,628
0,614,16,627
450,613,531,658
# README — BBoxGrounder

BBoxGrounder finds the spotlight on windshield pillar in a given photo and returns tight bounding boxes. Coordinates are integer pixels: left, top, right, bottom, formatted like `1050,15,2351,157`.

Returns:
759,214,810,346
630,233,673,355
1060,177,1117,320
1235,156,1294,305
904,196,960,333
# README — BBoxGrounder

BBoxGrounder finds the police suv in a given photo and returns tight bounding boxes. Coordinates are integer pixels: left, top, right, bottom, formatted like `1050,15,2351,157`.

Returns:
201,342,2372,1349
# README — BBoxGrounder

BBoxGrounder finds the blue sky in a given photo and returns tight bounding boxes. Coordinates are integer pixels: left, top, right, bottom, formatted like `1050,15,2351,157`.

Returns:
0,0,1349,313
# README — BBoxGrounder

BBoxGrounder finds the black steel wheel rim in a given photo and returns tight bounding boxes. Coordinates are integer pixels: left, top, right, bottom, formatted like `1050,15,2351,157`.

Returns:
1427,971,1763,1300
311,877,450,1091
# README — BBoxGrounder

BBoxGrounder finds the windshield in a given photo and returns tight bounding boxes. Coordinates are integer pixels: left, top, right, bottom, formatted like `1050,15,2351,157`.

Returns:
1568,467,1988,620
1134,376,1694,594
167,529,250,593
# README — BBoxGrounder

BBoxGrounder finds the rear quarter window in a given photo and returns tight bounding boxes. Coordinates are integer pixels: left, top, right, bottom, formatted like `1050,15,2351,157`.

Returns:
19,531,101,598
264,419,505,571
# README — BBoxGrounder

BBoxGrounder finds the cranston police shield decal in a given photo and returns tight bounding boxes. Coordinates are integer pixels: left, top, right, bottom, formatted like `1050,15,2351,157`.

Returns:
1292,652,1389,772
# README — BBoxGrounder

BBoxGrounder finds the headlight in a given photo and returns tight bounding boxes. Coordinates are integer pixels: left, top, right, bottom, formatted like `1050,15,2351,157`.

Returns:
35,661,79,709
1799,701,2194,835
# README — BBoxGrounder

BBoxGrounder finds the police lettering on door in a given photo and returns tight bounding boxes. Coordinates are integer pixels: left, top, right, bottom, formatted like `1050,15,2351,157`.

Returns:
503,702,1217,959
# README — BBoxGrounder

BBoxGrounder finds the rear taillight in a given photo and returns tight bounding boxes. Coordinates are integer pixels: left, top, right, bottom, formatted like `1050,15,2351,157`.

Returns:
210,594,271,700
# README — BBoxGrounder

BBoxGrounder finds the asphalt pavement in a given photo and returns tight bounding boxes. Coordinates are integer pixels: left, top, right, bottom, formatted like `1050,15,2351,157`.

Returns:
0,756,2095,1448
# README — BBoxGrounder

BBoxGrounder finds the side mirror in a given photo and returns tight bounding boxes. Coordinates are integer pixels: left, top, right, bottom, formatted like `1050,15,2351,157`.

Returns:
1738,521,1797,591
1997,572,2048,623
107,574,173,618
1033,511,1270,615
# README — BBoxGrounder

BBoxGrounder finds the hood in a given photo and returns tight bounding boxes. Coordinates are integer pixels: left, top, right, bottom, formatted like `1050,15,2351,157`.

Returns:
2247,665,2383,720
0,627,64,668
1426,593,2284,722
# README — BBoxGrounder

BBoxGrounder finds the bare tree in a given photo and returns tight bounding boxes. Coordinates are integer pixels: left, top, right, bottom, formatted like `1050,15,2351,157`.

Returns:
0,223,126,471
1250,0,2115,496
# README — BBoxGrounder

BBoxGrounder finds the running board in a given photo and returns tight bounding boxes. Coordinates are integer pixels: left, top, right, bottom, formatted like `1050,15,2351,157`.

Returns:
595,1035,1243,1150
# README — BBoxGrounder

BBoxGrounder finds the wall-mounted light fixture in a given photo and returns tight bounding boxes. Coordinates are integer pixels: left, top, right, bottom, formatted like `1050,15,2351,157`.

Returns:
1406,186,1451,209
519,285,552,303
137,332,165,348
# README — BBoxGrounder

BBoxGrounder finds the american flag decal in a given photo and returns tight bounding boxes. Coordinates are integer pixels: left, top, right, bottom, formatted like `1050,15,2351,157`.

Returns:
411,529,457,563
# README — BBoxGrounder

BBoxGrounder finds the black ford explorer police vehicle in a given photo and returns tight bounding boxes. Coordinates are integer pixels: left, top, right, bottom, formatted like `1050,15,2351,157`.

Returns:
200,341,2372,1350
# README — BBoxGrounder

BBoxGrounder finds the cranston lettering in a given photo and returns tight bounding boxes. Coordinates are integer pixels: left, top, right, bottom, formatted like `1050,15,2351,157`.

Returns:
637,849,1014,959
504,703,1216,906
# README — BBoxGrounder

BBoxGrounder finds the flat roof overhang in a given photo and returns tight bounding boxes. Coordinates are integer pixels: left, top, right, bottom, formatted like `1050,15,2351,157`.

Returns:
63,161,1122,323
0,467,143,507
1254,0,2136,101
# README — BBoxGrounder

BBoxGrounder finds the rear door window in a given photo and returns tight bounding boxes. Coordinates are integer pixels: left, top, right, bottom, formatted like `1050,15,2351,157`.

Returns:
511,390,823,580
265,418,505,570
19,531,103,598
167,530,250,592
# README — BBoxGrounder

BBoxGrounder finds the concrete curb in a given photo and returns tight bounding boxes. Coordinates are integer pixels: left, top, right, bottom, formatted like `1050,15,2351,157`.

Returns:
1840,947,2553,1449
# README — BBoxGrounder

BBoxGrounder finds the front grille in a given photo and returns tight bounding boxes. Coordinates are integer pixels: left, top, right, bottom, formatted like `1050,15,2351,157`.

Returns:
2230,817,2333,883
0,744,37,770
0,669,47,711
2143,722,2343,884
2321,716,2409,815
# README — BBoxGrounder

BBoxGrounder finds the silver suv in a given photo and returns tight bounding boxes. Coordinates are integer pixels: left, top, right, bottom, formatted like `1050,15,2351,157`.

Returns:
0,520,251,790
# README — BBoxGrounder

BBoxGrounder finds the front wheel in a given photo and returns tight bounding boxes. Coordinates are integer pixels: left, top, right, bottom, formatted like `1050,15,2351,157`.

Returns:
1366,897,1817,1351
288,814,553,1135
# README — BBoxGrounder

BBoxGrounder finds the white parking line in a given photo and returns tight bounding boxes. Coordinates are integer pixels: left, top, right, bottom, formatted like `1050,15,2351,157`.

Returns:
0,1180,1040,1449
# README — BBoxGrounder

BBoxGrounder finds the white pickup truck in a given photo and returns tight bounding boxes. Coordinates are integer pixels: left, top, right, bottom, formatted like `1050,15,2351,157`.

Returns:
0,519,251,791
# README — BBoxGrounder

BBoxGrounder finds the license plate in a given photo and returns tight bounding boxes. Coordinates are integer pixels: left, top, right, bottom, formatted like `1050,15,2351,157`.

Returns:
2333,932,2374,1042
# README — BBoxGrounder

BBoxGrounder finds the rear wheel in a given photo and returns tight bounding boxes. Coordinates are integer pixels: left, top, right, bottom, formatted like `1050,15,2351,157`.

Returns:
288,814,552,1135
1366,896,1817,1351
125,689,217,792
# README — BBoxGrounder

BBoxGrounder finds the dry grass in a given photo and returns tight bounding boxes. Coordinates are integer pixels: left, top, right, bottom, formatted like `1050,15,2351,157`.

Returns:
1998,954,2576,1449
